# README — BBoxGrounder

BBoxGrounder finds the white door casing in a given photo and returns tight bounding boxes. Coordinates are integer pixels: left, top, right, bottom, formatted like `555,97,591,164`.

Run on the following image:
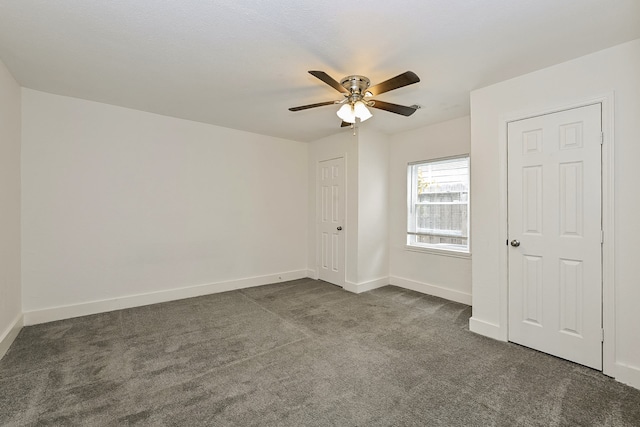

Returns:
507,103,602,370
317,157,345,286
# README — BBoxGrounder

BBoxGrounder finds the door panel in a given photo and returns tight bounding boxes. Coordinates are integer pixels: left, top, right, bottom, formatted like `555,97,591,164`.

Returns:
318,158,345,286
508,103,602,370
522,165,543,234
522,254,543,326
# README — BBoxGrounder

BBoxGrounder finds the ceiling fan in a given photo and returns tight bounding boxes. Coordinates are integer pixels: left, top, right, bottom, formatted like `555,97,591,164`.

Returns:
289,70,420,127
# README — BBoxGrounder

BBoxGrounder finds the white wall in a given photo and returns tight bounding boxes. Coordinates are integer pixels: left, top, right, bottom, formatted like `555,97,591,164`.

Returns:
21,89,308,323
388,117,471,304
0,59,22,357
356,129,390,287
470,39,640,389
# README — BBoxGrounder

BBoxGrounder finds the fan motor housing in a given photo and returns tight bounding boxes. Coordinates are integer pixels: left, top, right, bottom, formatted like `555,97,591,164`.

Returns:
340,75,370,94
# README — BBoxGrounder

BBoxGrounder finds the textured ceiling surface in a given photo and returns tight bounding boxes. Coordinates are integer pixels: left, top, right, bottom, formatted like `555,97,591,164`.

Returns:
0,0,639,142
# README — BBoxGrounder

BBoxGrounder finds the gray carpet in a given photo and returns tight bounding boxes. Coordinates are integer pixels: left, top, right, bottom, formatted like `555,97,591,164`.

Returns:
1,279,639,426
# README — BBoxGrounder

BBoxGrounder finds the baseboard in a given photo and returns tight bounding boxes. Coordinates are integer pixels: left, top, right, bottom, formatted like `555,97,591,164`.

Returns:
388,275,472,305
23,269,308,326
0,313,24,359
615,362,640,391
469,317,507,342
343,277,389,294
306,269,318,280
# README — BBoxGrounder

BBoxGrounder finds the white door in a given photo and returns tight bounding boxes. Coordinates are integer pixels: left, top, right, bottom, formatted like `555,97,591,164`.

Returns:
318,157,345,286
507,103,602,370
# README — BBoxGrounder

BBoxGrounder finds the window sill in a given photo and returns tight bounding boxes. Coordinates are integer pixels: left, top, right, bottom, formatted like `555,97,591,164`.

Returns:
404,245,471,259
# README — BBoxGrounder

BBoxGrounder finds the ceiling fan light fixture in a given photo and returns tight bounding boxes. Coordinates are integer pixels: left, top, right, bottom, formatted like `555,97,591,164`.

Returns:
290,70,419,127
353,101,373,122
337,103,356,123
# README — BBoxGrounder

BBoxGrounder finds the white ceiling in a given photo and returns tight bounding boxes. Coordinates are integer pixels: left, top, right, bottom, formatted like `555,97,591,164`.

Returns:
1,1,639,142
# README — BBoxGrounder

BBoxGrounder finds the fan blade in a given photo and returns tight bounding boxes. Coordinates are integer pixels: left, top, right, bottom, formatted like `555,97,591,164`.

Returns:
367,71,420,96
340,121,351,127
289,101,337,112
370,100,417,116
309,71,348,94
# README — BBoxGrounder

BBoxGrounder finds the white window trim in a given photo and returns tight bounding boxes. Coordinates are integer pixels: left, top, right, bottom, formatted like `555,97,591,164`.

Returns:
406,154,471,257
404,244,472,259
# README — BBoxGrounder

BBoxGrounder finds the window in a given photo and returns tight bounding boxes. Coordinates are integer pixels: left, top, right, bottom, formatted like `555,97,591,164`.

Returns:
407,156,470,254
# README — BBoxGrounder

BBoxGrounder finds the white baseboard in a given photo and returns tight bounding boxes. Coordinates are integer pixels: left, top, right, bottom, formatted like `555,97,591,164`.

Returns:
469,317,507,342
23,269,308,326
615,362,640,391
388,276,472,305
306,269,318,280
0,313,23,359
343,277,389,294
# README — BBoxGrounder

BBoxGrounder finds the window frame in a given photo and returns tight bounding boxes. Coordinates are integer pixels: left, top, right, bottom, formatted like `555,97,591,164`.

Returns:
406,154,471,258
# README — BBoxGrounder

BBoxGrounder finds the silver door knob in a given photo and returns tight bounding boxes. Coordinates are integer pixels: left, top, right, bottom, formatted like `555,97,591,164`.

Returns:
337,226,342,231
510,240,520,247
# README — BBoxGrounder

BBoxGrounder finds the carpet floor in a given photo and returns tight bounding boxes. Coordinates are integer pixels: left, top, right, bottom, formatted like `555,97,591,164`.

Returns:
1,278,639,426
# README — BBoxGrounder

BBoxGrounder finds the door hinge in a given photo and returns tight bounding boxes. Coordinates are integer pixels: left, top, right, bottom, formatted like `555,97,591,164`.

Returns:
600,132,604,145
601,230,604,244
601,328,605,342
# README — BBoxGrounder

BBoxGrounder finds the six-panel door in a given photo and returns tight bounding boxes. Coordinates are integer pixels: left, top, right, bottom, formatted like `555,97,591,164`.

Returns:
318,157,345,286
507,104,603,370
